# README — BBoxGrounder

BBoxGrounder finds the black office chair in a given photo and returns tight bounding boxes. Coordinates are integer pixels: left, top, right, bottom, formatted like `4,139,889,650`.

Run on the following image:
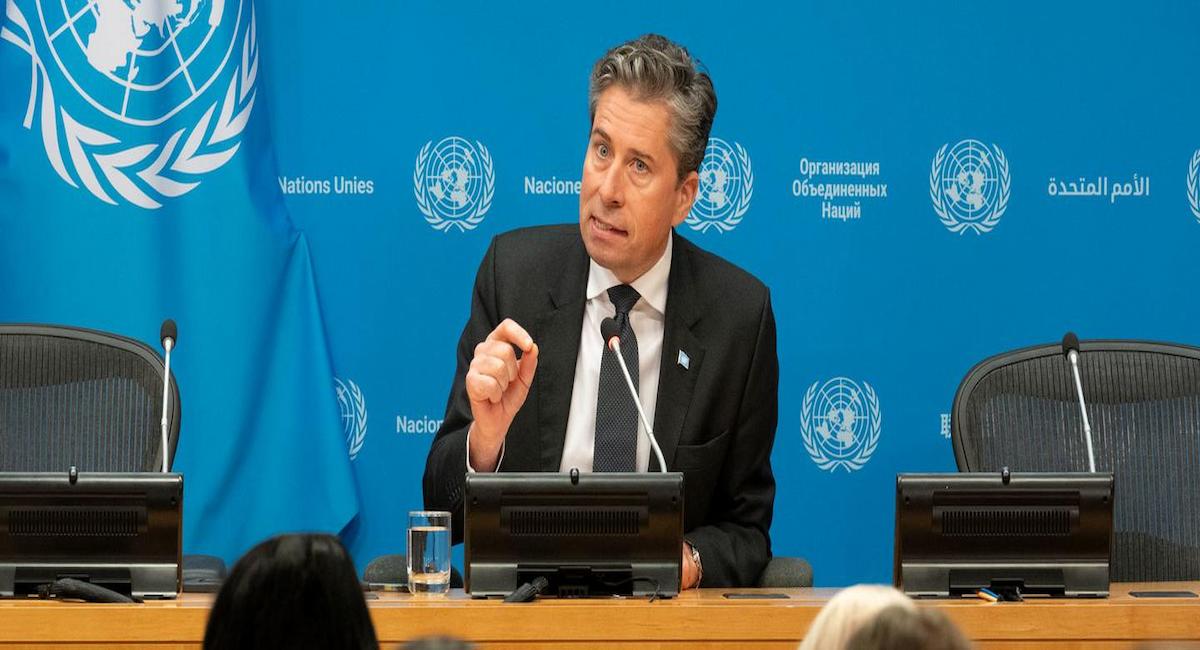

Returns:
0,324,180,472
952,338,1200,582
756,556,813,588
0,323,225,584
363,554,464,588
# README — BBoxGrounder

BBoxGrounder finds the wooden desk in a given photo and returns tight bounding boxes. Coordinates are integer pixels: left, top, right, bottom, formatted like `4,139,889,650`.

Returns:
0,583,1197,649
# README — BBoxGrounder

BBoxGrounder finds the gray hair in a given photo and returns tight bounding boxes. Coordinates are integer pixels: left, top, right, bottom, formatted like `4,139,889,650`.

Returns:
588,34,717,181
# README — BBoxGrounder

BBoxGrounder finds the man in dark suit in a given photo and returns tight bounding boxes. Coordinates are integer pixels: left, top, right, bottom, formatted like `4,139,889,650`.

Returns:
424,34,777,588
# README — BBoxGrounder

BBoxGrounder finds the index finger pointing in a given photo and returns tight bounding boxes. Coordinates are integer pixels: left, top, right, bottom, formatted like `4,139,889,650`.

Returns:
485,318,534,352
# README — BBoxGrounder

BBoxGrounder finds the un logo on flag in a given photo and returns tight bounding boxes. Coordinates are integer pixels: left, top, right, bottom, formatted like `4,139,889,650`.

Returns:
685,138,753,233
930,139,1011,235
801,377,882,472
335,378,367,461
2,0,258,209
1188,149,1200,223
413,136,495,232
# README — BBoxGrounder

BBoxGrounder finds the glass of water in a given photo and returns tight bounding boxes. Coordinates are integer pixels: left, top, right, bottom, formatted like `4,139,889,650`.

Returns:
408,510,451,595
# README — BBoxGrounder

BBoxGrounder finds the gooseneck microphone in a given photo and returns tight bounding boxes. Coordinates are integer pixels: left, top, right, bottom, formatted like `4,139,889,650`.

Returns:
600,317,667,473
159,319,177,473
1062,331,1097,472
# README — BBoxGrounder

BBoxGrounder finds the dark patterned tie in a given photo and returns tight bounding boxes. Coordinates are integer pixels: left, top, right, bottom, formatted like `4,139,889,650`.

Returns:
593,284,641,472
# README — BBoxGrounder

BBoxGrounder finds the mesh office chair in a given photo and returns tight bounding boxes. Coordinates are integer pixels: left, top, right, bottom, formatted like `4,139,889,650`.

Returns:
0,324,179,472
0,324,223,586
952,339,1200,582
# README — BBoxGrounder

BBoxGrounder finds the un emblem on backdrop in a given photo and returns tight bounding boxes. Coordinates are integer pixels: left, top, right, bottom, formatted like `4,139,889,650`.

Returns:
1188,149,1200,223
2,0,258,209
930,139,1011,235
685,138,753,233
334,378,367,461
801,377,882,472
413,136,495,232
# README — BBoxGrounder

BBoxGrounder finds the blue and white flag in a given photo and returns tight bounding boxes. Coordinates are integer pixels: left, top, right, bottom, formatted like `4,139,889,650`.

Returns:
0,0,358,563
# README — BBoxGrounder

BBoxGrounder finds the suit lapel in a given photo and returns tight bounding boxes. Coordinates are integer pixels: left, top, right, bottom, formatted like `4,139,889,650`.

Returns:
653,232,705,471
532,236,589,472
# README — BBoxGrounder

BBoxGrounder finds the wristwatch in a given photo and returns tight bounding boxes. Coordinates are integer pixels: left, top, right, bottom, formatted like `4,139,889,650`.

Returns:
686,540,703,588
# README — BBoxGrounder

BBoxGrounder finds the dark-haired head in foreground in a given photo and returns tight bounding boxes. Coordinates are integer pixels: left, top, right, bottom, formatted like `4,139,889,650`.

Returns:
204,533,377,650
846,604,972,650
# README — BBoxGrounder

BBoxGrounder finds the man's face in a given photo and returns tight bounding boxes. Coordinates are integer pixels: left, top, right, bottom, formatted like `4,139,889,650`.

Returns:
579,86,699,283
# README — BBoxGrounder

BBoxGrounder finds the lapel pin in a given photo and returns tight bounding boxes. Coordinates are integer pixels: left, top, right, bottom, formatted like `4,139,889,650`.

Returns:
677,349,690,370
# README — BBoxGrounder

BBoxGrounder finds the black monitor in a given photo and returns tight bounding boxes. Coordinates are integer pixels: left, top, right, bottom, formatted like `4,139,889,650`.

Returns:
895,472,1113,599
0,471,183,599
464,471,683,598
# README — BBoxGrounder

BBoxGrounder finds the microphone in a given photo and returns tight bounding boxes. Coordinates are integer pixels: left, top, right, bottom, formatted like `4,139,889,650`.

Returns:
159,319,177,473
600,317,621,348
1061,331,1097,472
160,319,177,351
600,317,667,473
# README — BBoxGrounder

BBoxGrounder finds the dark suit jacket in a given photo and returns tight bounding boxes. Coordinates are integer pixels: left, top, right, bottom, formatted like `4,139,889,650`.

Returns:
423,224,778,587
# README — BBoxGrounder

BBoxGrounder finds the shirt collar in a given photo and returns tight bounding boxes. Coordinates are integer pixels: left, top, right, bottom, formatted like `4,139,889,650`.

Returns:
586,233,672,316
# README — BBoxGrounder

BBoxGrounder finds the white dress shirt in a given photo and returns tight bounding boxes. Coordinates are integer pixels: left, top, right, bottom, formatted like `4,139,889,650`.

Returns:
559,235,671,473
468,236,672,473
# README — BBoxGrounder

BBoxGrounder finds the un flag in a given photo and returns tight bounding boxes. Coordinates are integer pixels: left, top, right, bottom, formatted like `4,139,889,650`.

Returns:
0,0,358,564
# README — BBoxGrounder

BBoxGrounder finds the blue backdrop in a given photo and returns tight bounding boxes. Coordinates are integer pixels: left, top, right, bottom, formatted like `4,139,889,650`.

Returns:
1,1,1198,586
